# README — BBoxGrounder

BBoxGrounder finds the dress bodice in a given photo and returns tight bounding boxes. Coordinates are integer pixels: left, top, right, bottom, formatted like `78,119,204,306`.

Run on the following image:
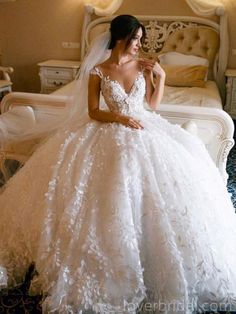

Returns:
90,67,146,115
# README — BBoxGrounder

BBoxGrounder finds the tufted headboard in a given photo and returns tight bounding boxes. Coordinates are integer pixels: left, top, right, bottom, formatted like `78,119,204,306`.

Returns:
81,8,226,97
158,27,219,79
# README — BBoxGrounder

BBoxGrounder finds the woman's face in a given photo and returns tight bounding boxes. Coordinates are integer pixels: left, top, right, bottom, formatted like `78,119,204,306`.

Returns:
126,27,143,56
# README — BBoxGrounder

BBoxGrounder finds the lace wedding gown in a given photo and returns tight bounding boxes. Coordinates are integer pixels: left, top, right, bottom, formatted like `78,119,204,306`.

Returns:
0,67,236,313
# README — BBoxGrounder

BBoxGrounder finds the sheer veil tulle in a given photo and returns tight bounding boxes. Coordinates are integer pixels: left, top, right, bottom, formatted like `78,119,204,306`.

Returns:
70,31,111,123
0,31,111,148
0,31,111,182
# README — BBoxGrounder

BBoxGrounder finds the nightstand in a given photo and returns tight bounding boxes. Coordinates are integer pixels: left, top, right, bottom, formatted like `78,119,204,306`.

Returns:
38,59,81,94
225,69,236,118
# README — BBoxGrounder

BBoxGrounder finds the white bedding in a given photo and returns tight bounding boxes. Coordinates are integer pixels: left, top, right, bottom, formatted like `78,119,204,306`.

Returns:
55,80,222,110
162,80,222,109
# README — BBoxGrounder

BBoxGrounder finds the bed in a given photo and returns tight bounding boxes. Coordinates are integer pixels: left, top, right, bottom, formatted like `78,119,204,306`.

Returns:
0,4,234,184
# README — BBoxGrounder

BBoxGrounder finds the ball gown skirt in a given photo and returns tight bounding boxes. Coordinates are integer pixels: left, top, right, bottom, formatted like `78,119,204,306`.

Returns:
0,69,236,313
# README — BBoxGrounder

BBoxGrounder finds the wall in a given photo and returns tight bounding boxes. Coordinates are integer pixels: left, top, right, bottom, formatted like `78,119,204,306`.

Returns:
224,0,236,67
0,0,235,93
0,0,84,92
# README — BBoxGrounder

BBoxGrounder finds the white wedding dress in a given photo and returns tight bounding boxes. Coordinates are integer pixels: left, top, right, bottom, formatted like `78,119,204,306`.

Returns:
0,67,236,314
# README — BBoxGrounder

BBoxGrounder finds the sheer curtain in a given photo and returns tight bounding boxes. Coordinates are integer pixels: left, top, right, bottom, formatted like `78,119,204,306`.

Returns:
185,0,225,15
84,0,123,15
185,0,229,99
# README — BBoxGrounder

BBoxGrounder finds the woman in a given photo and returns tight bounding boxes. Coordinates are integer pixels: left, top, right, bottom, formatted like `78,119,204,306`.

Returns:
0,14,236,314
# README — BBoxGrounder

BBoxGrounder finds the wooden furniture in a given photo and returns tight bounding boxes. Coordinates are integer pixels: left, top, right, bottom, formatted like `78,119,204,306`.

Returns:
0,66,14,99
38,59,81,94
225,69,236,119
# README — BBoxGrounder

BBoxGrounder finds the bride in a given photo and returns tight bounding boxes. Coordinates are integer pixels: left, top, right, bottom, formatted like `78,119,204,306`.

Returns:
1,14,236,314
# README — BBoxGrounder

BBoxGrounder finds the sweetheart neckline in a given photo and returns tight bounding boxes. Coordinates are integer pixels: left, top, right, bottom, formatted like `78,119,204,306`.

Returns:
103,71,143,96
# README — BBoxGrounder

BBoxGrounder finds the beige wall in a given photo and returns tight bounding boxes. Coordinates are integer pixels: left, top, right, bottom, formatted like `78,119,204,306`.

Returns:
0,0,84,92
225,0,236,67
0,0,235,93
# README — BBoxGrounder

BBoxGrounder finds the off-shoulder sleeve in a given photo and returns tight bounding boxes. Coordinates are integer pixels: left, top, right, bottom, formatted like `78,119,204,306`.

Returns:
90,67,103,79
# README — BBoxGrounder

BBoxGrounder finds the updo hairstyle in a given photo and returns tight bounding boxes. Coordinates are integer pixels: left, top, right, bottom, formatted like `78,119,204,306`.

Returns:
108,15,146,50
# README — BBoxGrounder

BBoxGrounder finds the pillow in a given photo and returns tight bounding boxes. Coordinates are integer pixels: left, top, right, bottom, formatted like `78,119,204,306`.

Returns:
161,64,208,88
158,51,209,81
158,51,209,67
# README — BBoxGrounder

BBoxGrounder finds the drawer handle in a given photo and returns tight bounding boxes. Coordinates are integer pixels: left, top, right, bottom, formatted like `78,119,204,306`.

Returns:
53,81,63,86
56,71,59,74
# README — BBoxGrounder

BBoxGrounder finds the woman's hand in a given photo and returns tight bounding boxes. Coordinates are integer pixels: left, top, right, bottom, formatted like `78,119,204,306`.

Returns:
139,58,166,79
138,58,166,110
117,115,144,129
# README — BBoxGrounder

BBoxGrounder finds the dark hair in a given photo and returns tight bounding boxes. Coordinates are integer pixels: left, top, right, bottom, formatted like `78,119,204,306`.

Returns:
108,15,146,50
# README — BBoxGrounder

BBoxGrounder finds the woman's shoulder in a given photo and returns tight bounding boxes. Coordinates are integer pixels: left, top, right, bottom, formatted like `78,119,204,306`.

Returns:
90,65,104,79
90,61,111,78
125,58,143,72
91,59,141,78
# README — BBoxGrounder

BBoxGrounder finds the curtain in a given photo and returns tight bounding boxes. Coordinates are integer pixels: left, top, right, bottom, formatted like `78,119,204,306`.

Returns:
185,0,229,99
83,0,123,16
185,0,225,15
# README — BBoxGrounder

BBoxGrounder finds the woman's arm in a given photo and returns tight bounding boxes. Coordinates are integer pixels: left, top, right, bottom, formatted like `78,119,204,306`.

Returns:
139,59,166,111
88,74,143,129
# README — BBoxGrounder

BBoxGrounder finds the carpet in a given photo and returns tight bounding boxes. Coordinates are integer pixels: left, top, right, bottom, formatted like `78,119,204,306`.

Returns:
227,140,236,209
